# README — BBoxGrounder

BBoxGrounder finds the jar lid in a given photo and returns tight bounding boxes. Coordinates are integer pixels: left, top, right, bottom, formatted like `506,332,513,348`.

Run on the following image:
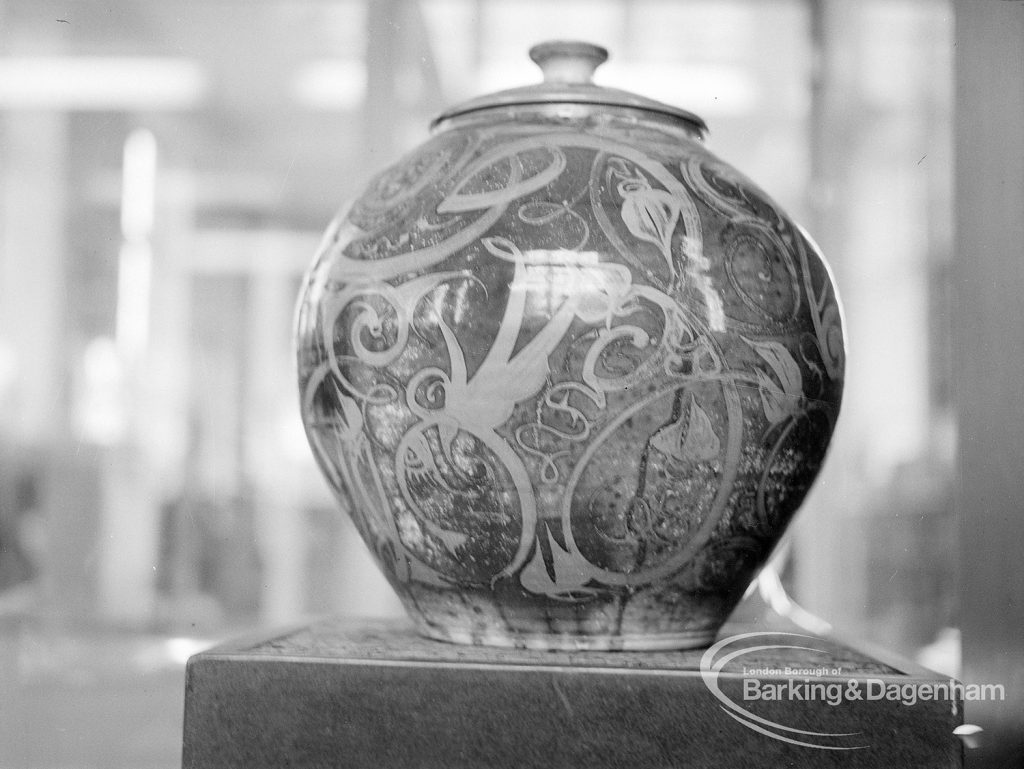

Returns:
431,40,708,135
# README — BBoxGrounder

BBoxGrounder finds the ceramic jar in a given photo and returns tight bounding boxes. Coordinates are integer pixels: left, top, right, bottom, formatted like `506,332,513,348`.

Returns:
295,41,845,650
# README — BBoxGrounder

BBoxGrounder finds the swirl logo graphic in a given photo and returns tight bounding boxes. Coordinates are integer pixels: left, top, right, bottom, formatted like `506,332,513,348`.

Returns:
699,631,869,751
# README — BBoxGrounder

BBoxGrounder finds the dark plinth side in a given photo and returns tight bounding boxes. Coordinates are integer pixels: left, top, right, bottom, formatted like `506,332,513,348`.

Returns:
182,618,963,768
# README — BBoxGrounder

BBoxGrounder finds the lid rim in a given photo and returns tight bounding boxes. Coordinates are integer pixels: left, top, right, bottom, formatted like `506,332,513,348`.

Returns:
431,96,708,134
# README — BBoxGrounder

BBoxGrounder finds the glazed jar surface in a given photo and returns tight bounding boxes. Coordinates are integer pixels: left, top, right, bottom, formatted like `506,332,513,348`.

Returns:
295,45,844,650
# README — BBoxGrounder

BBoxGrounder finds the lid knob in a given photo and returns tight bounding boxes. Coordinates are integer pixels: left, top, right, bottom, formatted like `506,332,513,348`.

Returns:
529,40,609,85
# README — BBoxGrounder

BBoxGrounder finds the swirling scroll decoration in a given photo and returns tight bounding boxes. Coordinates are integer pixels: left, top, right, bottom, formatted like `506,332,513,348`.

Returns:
296,120,845,640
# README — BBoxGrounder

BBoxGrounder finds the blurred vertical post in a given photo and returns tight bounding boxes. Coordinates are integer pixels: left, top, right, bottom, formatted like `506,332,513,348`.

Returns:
247,240,304,625
116,130,157,360
0,109,60,769
96,129,162,624
953,1,1024,764
0,113,68,446
0,16,69,761
0,100,74,625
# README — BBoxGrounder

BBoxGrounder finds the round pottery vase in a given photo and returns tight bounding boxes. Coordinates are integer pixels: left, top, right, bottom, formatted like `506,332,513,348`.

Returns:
295,41,845,650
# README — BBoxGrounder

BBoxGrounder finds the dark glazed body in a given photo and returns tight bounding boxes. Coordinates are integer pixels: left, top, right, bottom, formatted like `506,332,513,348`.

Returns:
295,107,844,649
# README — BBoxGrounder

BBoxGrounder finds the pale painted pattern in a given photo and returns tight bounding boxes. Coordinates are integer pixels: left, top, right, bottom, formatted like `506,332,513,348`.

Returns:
298,128,843,600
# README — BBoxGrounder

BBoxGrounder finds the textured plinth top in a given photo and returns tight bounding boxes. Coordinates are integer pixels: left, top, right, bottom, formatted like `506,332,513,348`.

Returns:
219,617,899,676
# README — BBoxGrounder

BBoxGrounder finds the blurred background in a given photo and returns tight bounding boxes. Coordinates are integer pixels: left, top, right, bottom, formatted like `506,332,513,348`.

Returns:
1,0,1016,767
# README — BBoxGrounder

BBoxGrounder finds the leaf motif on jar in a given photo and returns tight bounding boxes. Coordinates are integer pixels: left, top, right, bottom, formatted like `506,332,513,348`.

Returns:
793,224,845,383
420,518,470,555
649,394,721,464
617,176,680,279
819,302,845,377
520,525,597,600
743,336,804,425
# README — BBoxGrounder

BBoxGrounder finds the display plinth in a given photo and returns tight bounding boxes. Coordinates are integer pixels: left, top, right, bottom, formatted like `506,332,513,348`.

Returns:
182,618,962,768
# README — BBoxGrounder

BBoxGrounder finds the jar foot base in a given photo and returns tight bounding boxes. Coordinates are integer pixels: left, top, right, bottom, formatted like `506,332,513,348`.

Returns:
413,621,718,651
